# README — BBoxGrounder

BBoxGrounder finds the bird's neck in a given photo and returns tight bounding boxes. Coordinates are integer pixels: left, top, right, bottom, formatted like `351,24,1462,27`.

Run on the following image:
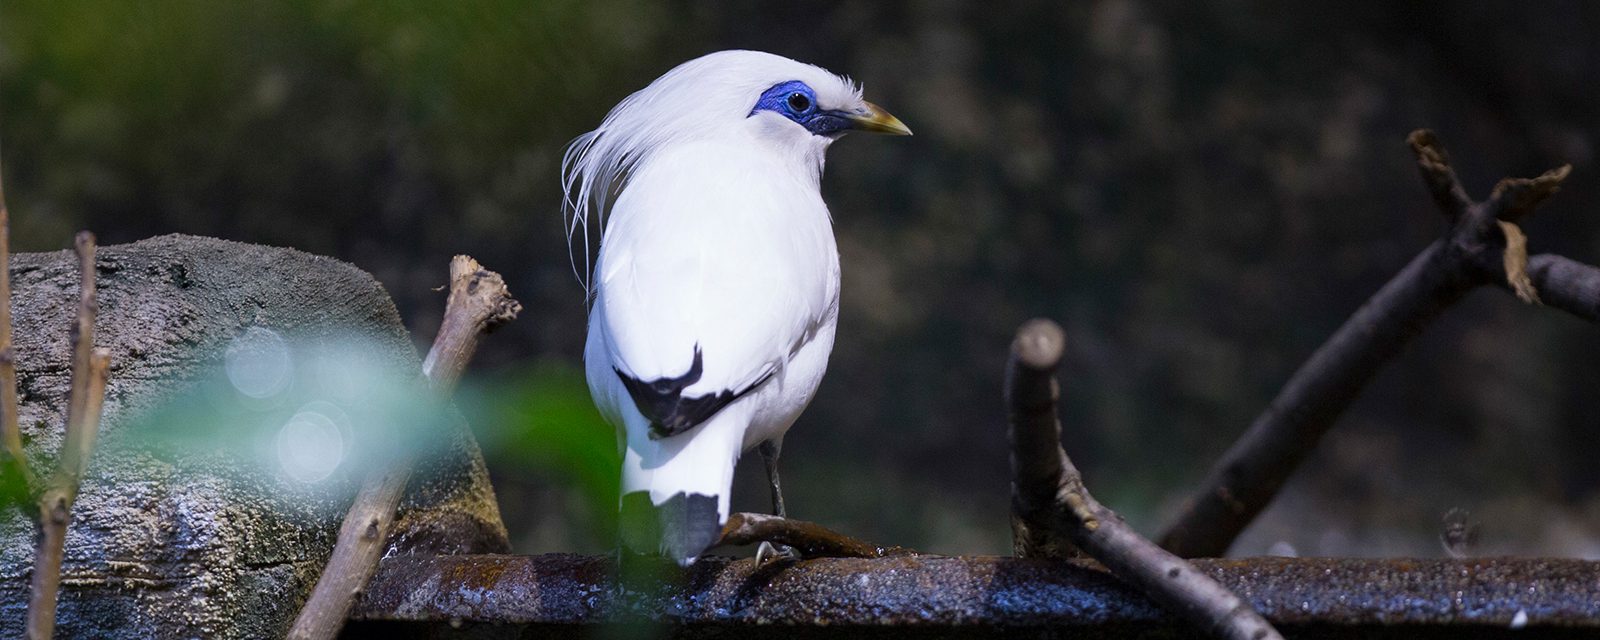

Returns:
726,129,832,191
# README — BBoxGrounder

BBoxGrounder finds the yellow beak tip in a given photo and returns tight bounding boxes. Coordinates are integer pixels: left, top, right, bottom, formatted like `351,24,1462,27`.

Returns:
851,101,913,136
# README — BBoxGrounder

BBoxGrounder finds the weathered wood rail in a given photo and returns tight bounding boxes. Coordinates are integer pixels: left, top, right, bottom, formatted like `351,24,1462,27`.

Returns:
345,554,1600,638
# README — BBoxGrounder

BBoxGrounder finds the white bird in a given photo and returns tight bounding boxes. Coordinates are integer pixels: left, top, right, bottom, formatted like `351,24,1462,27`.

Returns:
564,50,910,566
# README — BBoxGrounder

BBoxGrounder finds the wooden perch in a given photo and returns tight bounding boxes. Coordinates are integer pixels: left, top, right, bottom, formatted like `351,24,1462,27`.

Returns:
289,256,520,640
352,554,1600,633
1005,318,1282,640
716,512,906,559
26,234,111,640
1157,130,1595,558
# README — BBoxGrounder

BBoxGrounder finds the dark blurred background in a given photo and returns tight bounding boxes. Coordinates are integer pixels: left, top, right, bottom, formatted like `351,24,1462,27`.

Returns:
2,1,1598,558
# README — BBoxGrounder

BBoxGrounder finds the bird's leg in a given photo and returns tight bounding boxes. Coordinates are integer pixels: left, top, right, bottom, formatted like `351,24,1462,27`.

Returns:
754,439,799,564
763,439,788,519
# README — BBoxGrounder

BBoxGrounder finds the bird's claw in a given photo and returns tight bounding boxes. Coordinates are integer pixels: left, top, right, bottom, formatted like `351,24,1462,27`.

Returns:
755,541,800,565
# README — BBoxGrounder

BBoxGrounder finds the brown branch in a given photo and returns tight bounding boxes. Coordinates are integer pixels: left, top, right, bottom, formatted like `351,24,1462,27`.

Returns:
420,256,523,394
0,141,32,504
716,512,907,559
26,232,109,640
1005,319,1282,640
1157,130,1584,558
289,256,519,640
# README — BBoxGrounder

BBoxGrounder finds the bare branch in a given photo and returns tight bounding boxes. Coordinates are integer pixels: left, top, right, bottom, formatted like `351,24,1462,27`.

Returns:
26,232,109,640
1158,130,1587,557
1158,241,1473,557
716,513,907,559
1524,253,1600,322
1005,318,1083,559
0,140,32,503
1006,319,1282,640
289,256,519,640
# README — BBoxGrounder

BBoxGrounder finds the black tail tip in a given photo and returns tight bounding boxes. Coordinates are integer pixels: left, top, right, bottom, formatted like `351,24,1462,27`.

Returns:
620,491,722,566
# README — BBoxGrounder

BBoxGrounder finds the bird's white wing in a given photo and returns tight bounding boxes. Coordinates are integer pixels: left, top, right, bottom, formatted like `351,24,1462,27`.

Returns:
593,140,836,438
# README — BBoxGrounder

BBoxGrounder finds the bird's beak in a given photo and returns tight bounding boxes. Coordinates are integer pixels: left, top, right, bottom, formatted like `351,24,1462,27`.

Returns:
846,101,913,136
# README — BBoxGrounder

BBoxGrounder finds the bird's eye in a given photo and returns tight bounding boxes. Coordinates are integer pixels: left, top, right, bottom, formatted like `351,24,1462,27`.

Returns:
786,92,811,112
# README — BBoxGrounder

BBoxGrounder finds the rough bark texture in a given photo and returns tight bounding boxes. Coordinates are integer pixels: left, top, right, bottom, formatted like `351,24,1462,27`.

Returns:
0,234,508,639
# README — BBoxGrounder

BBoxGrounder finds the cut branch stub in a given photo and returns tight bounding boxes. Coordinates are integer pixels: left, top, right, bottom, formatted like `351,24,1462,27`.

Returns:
1156,130,1589,558
1407,129,1472,221
421,256,522,395
1005,318,1082,559
1004,319,1282,640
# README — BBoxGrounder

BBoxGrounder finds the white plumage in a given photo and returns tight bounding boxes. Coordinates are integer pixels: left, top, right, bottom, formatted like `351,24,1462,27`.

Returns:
564,50,909,565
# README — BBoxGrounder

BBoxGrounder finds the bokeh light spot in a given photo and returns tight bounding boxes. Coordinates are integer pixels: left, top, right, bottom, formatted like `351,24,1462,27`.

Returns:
275,401,351,484
226,326,292,399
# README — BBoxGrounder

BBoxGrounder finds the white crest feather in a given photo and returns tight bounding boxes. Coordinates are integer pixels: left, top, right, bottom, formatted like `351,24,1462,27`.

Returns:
560,50,862,296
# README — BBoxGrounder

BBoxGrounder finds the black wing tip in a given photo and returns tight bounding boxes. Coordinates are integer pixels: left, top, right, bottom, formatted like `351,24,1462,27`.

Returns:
617,345,773,438
619,491,722,566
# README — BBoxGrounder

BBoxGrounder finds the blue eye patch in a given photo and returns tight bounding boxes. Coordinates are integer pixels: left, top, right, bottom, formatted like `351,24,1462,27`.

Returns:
750,80,852,136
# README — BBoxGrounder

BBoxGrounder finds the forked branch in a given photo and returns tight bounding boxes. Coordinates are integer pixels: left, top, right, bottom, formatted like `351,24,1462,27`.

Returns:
1005,319,1281,640
289,256,520,640
1157,130,1595,558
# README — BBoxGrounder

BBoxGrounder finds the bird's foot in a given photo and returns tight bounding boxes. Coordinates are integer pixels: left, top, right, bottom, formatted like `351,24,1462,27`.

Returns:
755,541,800,565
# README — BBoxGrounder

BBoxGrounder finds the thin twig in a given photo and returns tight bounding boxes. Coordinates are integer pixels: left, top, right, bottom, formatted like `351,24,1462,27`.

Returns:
1005,319,1281,640
1157,130,1584,557
716,512,908,559
0,138,32,503
288,256,519,640
26,232,109,640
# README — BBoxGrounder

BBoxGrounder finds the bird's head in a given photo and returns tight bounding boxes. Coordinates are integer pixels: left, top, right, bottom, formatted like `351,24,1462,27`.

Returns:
569,50,908,163
562,50,908,291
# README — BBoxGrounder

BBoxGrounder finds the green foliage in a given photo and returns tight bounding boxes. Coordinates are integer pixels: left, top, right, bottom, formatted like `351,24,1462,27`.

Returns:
459,361,620,544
